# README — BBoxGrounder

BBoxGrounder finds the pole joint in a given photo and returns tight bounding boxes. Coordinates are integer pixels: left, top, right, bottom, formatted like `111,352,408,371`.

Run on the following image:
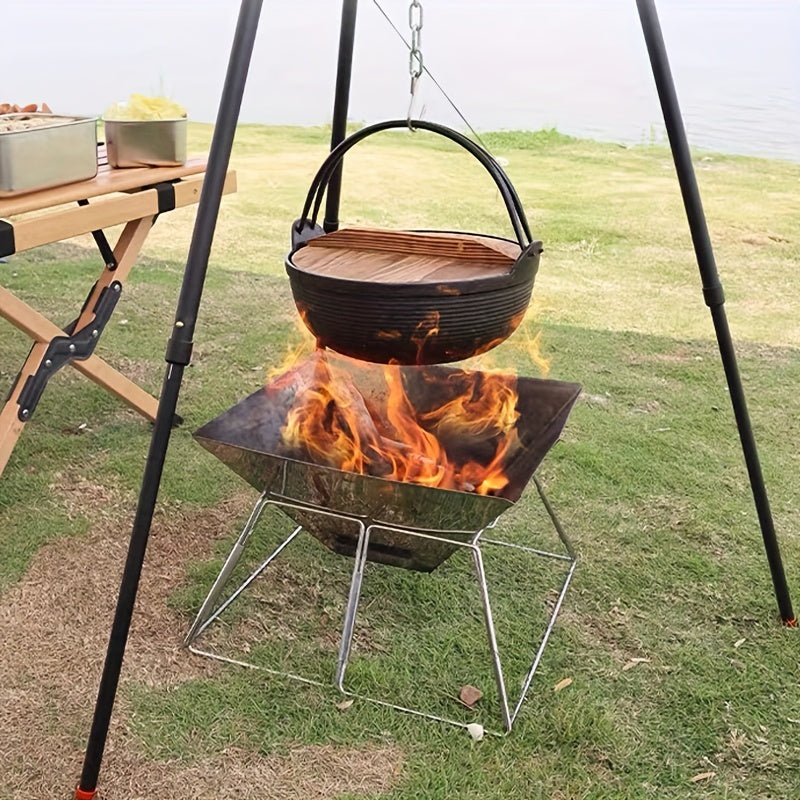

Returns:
702,284,725,308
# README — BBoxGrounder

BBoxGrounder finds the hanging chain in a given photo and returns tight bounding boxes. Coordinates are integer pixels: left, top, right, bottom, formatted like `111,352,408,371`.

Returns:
408,0,424,96
372,0,493,153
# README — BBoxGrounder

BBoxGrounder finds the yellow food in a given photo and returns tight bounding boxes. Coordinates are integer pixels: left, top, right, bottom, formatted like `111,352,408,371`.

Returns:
104,94,187,121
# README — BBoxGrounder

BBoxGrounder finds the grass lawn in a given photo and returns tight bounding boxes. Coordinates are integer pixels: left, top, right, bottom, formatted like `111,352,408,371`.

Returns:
1,123,799,799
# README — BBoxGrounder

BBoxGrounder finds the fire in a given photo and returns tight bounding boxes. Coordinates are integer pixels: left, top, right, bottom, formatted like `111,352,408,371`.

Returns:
267,304,318,381
516,326,551,378
276,351,521,496
409,311,441,363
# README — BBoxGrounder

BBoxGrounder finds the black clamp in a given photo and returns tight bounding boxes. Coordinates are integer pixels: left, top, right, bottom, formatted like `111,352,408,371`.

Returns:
16,280,123,422
0,219,15,259
165,321,194,366
154,182,177,215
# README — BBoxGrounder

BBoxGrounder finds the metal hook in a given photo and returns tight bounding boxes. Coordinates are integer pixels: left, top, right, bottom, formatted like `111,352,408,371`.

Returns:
407,74,427,131
408,76,418,131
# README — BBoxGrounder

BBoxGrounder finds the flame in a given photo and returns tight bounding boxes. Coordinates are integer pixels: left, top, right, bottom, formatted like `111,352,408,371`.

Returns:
419,371,519,437
277,351,522,496
267,304,318,381
281,356,375,473
410,311,441,364
518,327,551,378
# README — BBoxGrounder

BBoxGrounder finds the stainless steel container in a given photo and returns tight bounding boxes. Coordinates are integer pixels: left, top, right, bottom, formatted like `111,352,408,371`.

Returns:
104,118,187,168
0,114,98,197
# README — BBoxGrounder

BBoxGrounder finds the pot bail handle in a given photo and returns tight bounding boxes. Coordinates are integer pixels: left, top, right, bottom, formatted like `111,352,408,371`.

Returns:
293,119,533,249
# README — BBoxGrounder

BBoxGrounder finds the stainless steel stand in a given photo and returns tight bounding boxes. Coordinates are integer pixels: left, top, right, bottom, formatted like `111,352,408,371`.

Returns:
184,476,577,734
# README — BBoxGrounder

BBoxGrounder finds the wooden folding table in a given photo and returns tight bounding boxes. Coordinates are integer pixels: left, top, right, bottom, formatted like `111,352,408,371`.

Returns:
0,157,237,476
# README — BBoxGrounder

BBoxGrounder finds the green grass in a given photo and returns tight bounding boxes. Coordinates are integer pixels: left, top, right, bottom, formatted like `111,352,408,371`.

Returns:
2,123,799,798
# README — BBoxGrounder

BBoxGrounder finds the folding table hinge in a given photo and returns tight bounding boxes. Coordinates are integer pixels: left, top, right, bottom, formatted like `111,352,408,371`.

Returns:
16,280,123,422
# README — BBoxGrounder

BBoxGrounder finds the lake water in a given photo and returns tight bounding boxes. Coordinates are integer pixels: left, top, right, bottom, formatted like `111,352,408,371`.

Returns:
4,0,799,161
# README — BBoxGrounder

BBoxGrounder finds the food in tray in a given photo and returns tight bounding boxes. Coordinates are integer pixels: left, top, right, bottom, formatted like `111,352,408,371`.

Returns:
103,94,188,167
0,101,52,115
0,112,98,196
0,115,77,134
0,103,63,134
103,94,187,121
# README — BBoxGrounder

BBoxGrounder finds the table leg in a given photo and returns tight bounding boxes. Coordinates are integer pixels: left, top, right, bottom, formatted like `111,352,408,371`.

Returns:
73,217,154,330
72,355,159,419
0,283,159,408
0,349,159,476
0,215,164,476
0,342,49,475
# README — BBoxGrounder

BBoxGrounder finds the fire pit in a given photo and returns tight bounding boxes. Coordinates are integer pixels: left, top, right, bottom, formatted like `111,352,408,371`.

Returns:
186,352,581,733
193,352,580,570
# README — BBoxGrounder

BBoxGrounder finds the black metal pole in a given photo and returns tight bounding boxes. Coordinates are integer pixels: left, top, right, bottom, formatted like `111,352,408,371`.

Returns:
636,0,795,625
323,0,359,233
75,2,263,797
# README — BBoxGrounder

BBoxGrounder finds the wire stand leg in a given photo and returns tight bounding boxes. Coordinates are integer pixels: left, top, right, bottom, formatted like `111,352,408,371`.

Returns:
186,484,578,735
185,493,301,645
472,542,513,731
335,523,370,687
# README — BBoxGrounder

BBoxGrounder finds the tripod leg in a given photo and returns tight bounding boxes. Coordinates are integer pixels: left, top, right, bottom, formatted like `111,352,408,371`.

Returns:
75,3,265,797
636,0,794,625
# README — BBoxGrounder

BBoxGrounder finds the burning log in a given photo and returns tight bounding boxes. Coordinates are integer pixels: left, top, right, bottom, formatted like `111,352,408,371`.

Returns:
272,350,519,495
276,352,390,474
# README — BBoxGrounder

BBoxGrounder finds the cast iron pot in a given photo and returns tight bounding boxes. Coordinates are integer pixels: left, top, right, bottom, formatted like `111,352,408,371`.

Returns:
286,119,542,365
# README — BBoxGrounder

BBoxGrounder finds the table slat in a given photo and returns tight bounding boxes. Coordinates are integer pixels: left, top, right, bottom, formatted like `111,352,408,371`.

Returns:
0,157,209,217
8,171,236,254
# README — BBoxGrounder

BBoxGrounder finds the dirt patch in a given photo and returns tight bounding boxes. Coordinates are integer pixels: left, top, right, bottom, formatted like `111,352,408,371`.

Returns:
0,490,404,798
49,473,133,523
99,743,404,800
739,232,790,247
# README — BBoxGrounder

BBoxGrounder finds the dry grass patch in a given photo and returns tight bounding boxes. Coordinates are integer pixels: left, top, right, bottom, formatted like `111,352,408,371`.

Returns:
0,487,403,798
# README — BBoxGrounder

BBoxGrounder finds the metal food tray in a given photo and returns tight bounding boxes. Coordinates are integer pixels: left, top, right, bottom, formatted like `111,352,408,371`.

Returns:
0,113,98,197
104,118,187,167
